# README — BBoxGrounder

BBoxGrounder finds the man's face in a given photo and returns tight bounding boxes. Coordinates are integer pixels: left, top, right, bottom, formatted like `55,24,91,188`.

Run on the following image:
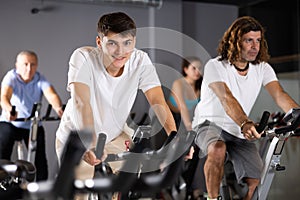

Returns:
240,31,261,62
15,54,38,83
98,31,136,71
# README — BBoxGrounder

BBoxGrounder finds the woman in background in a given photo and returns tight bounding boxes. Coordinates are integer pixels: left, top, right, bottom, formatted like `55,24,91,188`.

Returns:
167,56,204,199
168,56,203,132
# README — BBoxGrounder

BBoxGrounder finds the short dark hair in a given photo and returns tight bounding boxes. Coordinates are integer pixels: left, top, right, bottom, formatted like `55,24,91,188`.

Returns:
97,12,136,38
217,16,270,64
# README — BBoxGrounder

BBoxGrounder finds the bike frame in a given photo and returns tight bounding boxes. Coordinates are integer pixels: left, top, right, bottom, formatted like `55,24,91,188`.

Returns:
12,103,63,182
221,108,300,200
27,103,42,164
257,129,291,199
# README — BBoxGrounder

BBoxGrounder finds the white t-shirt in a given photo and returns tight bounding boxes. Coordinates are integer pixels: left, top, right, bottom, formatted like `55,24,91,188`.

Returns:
56,47,161,144
192,57,277,138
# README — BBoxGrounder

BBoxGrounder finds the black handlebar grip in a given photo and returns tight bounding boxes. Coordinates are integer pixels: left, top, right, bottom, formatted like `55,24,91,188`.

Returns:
95,133,107,160
162,131,177,147
45,104,53,118
28,103,38,118
275,113,300,135
11,105,16,116
256,111,270,133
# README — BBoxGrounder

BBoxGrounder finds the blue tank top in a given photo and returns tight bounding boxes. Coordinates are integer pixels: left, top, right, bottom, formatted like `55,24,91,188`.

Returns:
168,95,200,110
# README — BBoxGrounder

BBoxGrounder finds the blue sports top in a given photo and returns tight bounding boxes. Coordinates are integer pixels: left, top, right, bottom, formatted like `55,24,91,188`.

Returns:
168,95,200,110
0,69,51,129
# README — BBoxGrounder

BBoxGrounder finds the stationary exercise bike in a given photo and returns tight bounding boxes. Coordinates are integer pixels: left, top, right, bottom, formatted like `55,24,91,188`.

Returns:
0,103,63,198
220,108,300,200
255,108,300,200
0,159,36,199
12,103,64,163
20,126,195,200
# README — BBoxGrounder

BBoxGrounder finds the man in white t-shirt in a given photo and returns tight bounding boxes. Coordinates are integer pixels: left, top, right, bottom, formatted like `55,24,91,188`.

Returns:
55,12,180,196
192,16,299,200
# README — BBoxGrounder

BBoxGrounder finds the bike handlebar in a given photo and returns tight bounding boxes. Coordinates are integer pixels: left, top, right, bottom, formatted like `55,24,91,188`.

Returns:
95,133,106,161
274,115,300,134
282,108,300,123
11,103,40,122
84,130,196,194
11,103,64,122
104,131,178,163
262,108,300,136
256,111,270,133
41,104,65,121
24,129,196,199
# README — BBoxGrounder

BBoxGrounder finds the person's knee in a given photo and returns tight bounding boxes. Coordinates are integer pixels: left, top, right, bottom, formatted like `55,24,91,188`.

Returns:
207,141,226,164
246,178,260,191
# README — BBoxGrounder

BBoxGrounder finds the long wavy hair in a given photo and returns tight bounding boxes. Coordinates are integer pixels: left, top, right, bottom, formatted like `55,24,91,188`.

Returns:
217,16,270,64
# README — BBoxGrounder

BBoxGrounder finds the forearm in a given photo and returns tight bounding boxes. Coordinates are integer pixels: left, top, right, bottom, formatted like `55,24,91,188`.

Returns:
153,102,177,135
0,97,12,113
44,86,64,117
211,82,249,126
0,86,15,117
73,101,101,166
221,95,249,127
48,94,62,110
180,106,192,131
70,82,97,148
73,101,97,147
145,86,177,135
275,91,299,113
48,95,64,116
266,81,299,113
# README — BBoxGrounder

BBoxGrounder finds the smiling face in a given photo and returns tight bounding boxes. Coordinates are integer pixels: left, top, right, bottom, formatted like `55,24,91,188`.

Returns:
15,53,38,83
97,31,136,76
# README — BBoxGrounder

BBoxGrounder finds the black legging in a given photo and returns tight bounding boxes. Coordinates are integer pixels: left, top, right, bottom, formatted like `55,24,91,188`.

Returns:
0,122,48,181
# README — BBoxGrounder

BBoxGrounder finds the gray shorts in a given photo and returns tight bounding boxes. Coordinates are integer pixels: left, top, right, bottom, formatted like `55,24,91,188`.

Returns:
194,120,263,183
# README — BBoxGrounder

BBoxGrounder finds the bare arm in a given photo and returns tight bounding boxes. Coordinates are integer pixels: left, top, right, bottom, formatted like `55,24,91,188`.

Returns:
69,82,100,165
145,86,177,135
0,85,17,120
43,86,64,118
149,86,194,159
69,82,96,146
265,81,299,113
170,80,193,130
209,81,260,139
